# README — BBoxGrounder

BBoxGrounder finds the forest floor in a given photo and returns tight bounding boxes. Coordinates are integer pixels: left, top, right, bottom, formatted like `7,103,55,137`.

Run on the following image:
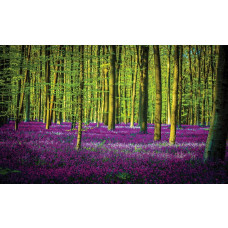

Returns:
0,122,227,184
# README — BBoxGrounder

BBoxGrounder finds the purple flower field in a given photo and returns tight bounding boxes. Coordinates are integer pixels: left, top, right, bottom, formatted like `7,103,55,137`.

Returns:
0,122,227,184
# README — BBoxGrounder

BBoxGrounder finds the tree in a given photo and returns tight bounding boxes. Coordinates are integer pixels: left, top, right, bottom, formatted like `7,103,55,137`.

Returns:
204,46,228,162
178,45,183,128
76,45,85,150
169,45,179,145
108,45,116,130
153,45,162,140
166,45,171,125
25,45,31,122
139,45,149,134
45,45,51,130
130,47,138,128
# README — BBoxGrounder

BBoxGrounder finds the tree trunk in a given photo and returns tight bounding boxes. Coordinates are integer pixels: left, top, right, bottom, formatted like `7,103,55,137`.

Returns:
108,45,116,130
45,45,51,129
139,45,149,134
166,45,171,125
188,45,194,125
130,48,138,128
169,45,179,145
153,45,162,140
15,45,24,130
204,45,228,162
25,45,31,122
178,45,183,128
76,45,84,150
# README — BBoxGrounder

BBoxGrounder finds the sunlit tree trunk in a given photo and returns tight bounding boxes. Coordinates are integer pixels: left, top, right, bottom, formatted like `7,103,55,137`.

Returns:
178,45,183,128
188,45,194,125
103,46,109,125
45,45,51,129
115,45,122,124
76,45,84,150
204,45,228,162
166,45,171,125
169,45,179,145
153,45,162,140
108,45,116,130
139,45,149,134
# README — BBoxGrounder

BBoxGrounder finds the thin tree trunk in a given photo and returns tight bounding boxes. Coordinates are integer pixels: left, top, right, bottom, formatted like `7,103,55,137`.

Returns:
25,45,31,122
130,48,138,128
45,45,51,129
76,45,84,150
178,45,183,128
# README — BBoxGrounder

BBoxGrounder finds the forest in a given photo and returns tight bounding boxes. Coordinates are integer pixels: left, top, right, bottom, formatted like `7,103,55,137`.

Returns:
0,45,227,184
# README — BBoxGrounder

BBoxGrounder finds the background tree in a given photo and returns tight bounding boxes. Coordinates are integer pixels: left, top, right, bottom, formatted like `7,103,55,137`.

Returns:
76,45,84,150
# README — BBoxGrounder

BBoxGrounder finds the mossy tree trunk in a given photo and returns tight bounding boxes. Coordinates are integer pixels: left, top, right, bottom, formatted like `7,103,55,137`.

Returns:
169,45,179,145
108,45,116,130
166,45,171,125
154,45,162,140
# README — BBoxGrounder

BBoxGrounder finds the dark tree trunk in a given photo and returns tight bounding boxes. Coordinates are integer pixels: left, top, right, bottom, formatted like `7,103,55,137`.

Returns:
204,46,228,162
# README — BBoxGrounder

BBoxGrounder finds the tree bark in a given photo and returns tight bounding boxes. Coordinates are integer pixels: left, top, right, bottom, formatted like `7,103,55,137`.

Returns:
178,45,183,128
139,45,149,134
76,45,84,150
169,45,179,145
108,45,116,130
204,45,228,162
153,45,162,140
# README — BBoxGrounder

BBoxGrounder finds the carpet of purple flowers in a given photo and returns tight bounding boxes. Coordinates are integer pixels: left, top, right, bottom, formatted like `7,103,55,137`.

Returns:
0,121,227,184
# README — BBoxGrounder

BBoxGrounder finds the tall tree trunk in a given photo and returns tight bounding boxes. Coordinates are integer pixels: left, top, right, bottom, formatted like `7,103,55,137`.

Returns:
49,46,60,124
130,48,138,128
139,45,149,134
166,45,171,125
153,45,162,140
45,45,51,129
196,45,201,125
15,45,24,130
37,46,42,122
103,46,109,125
188,45,194,125
25,45,31,122
204,46,228,162
169,45,179,145
178,45,183,128
108,45,116,130
76,45,84,150
115,45,122,124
